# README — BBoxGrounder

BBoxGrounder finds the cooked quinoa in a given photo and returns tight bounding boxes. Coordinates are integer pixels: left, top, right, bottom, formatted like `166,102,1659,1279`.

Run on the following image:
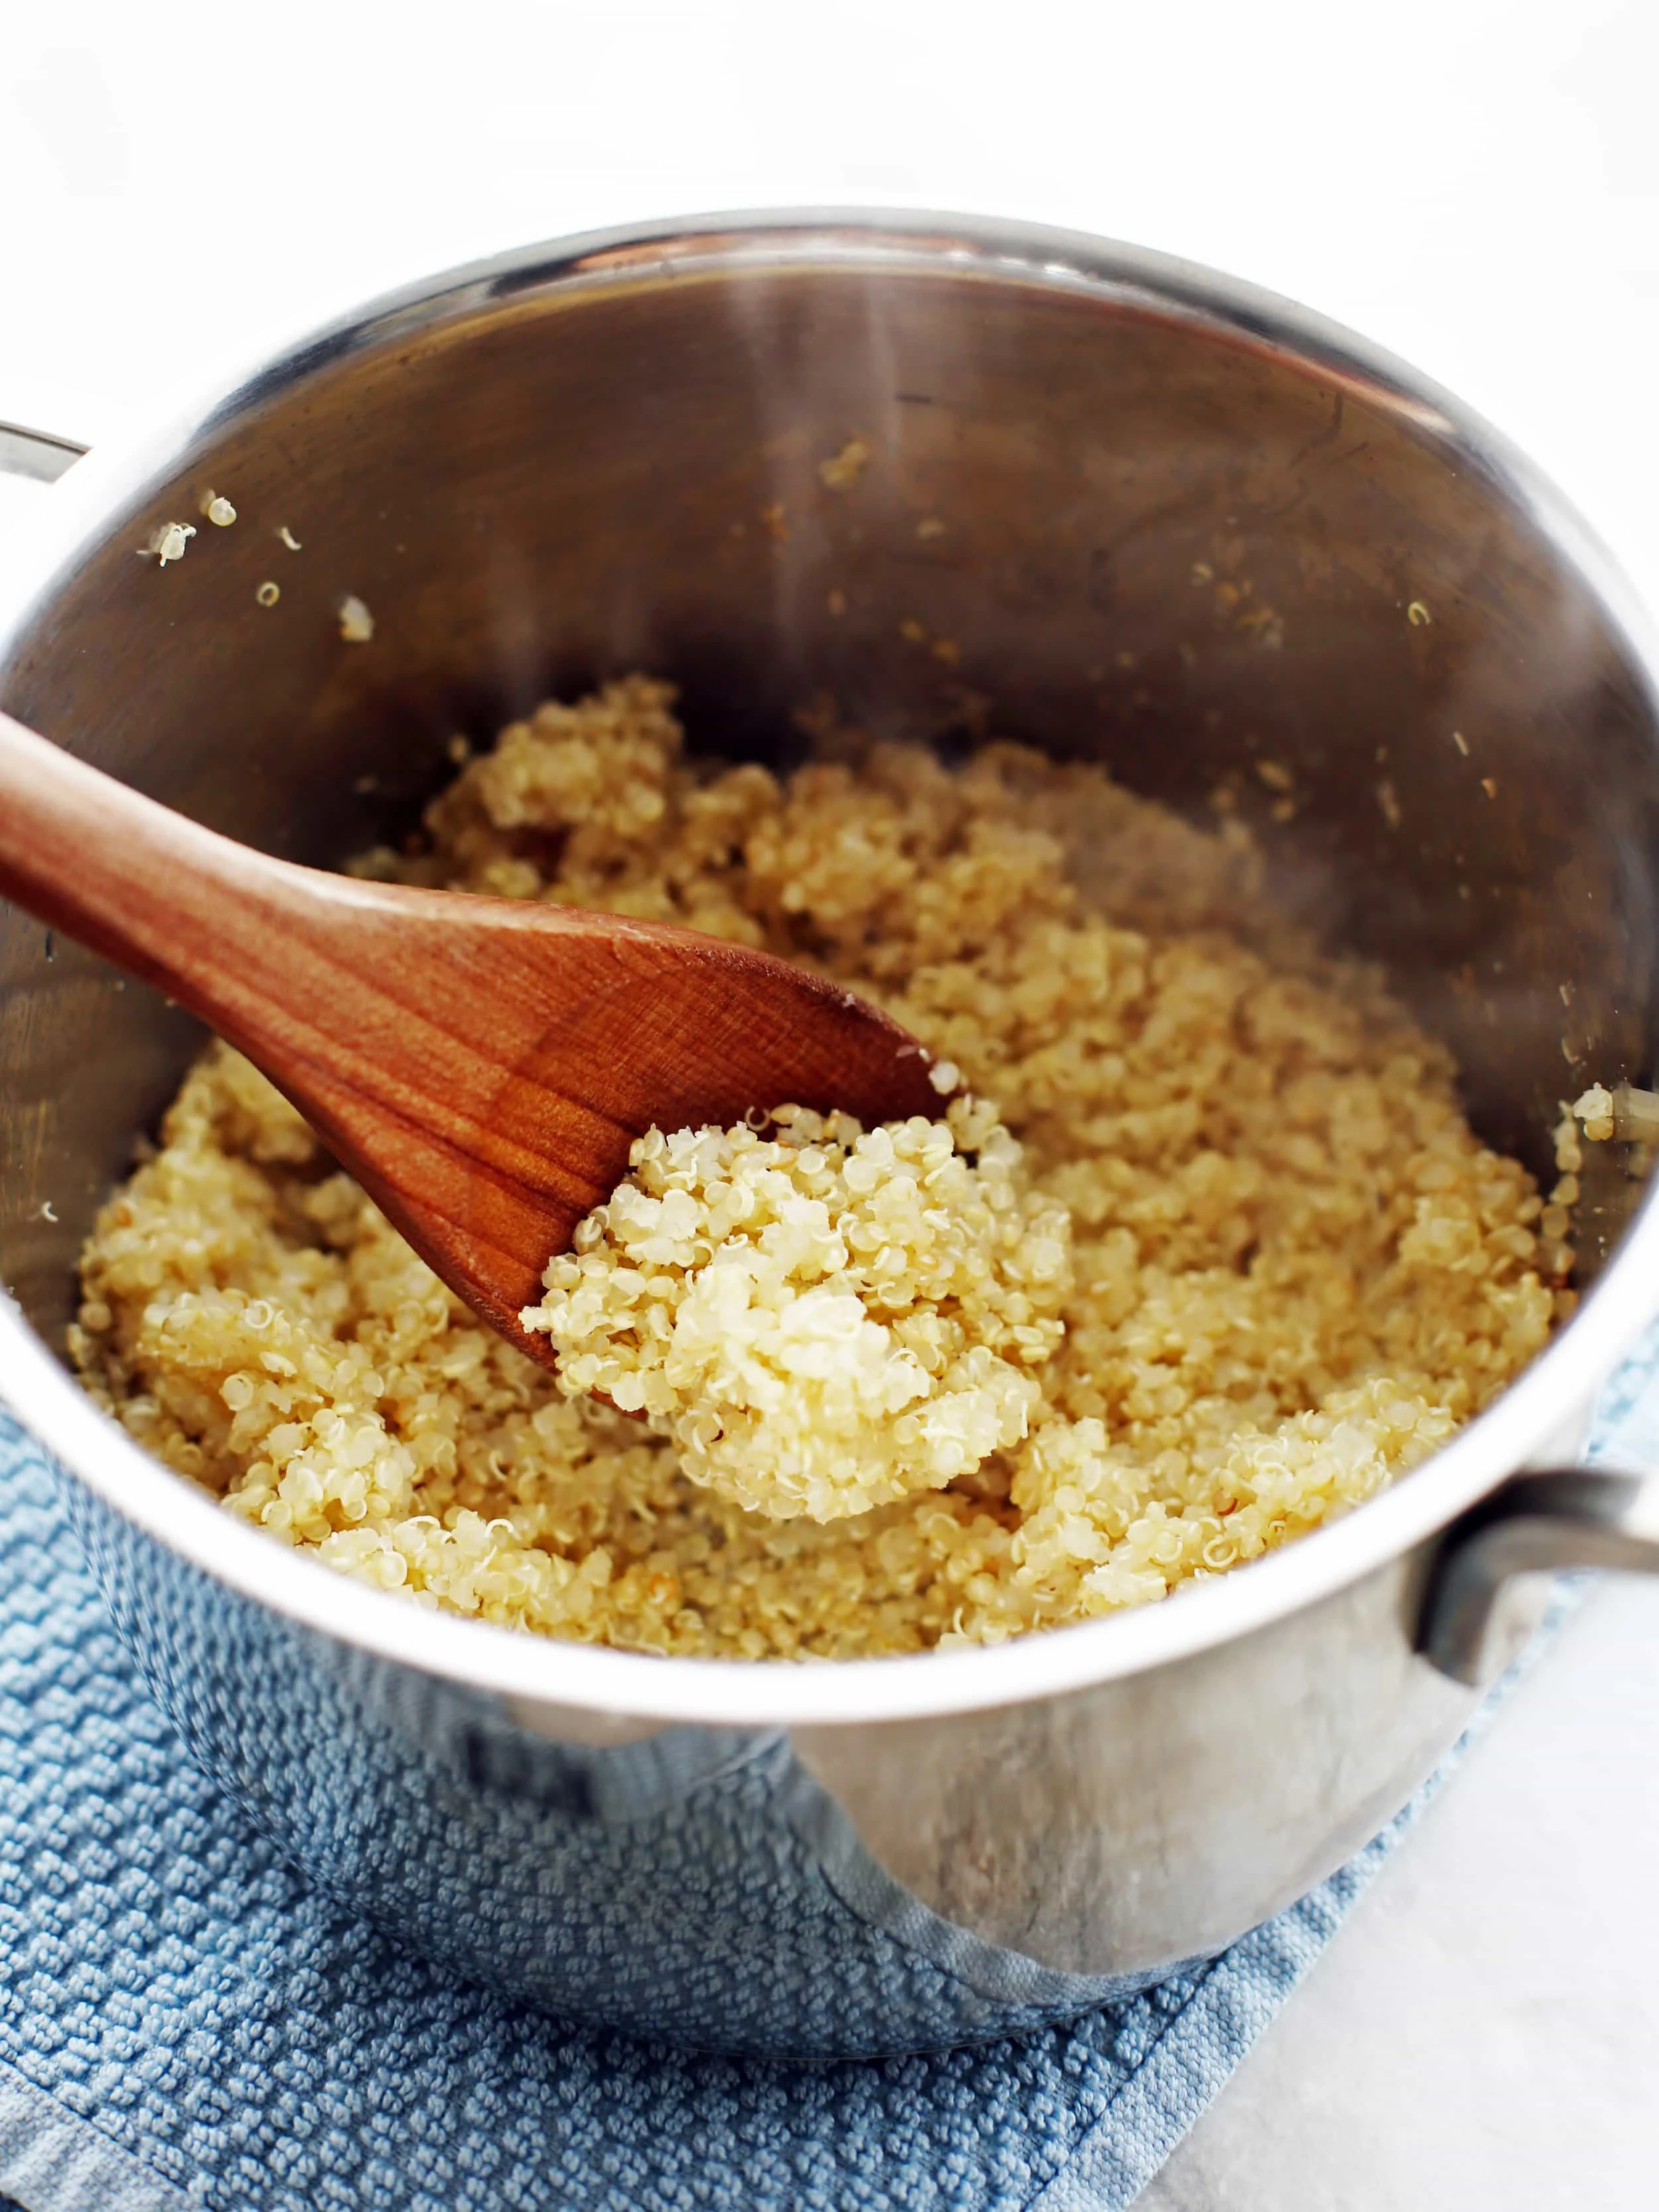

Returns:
72,676,1571,1659
520,1097,1071,1521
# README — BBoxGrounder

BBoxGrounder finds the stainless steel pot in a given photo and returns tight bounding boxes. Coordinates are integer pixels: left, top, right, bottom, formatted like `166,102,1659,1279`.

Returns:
4,211,1659,2060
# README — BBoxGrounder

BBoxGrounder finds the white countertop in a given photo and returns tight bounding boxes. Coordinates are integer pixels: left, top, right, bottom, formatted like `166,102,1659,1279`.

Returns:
4,7,1659,2203
1141,1579,1659,2211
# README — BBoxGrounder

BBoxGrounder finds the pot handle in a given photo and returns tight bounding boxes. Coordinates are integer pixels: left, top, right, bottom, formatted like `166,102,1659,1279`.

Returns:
0,422,88,484
1417,1467,1659,1684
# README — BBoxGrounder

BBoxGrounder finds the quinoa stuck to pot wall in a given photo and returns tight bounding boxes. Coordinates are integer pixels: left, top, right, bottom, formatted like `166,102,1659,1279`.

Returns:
72,677,1571,1660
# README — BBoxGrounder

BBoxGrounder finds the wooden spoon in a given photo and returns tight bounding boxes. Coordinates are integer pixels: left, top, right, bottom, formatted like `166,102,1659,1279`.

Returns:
0,713,942,1367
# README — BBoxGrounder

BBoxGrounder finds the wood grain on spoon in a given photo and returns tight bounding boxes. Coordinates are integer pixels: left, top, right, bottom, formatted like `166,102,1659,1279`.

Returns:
0,712,942,1367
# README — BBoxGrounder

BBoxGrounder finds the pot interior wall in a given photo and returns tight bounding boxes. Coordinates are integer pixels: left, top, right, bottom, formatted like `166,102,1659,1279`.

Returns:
4,242,1658,1348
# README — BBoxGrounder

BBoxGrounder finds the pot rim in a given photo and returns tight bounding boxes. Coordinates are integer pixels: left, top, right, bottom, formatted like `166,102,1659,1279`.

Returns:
4,204,1658,1729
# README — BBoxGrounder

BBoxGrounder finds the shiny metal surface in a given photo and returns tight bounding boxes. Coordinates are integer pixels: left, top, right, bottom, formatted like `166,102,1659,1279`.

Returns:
0,420,87,483
4,212,1659,2052
1420,1468,1659,1685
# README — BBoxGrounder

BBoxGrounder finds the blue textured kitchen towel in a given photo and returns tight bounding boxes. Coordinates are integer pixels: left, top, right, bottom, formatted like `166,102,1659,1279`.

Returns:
0,1344,1650,2212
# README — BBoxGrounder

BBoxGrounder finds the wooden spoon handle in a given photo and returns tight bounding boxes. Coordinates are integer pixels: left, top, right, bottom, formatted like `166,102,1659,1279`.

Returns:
0,708,613,1201
0,711,298,1011
0,710,620,1335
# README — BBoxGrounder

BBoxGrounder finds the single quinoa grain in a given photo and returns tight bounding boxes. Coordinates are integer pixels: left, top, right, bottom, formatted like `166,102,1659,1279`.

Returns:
74,675,1570,1659
1572,1083,1616,1144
